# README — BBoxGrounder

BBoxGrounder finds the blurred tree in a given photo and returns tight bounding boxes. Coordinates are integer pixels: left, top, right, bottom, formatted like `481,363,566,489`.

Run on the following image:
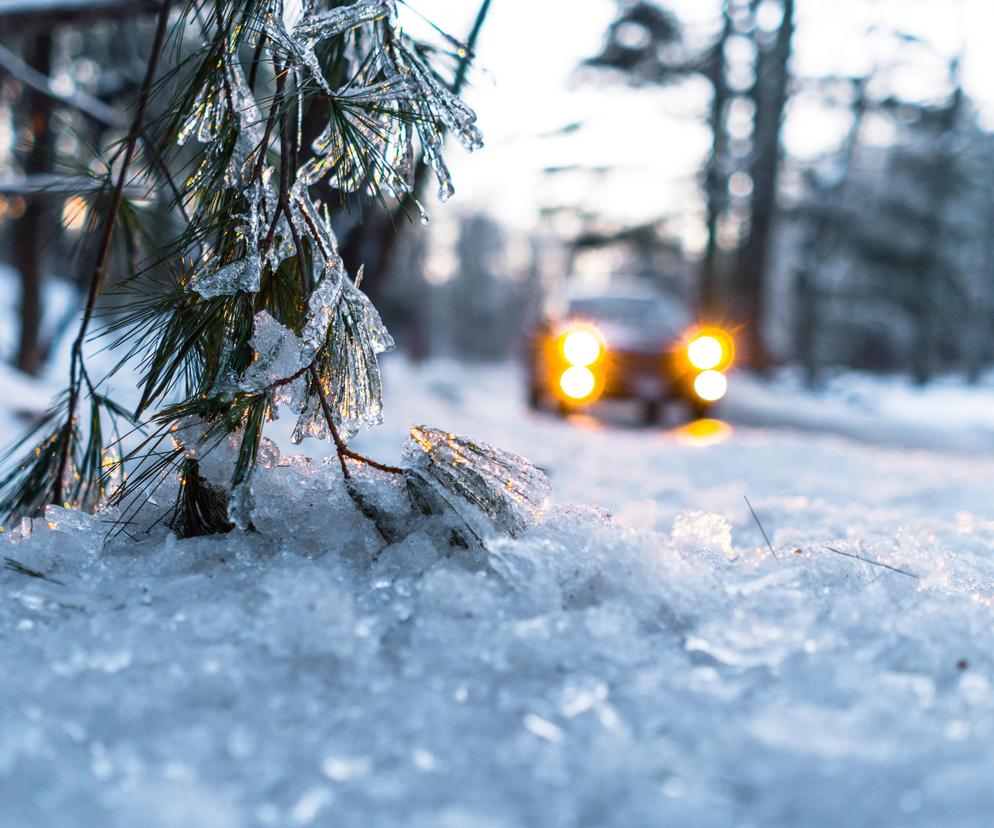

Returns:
586,1,729,308
427,212,547,362
0,1,164,375
10,29,55,375
788,55,993,383
791,77,868,387
699,2,734,315
732,0,794,370
587,0,796,369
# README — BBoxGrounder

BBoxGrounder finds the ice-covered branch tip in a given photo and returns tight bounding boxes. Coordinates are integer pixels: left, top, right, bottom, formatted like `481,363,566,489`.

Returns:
404,426,551,538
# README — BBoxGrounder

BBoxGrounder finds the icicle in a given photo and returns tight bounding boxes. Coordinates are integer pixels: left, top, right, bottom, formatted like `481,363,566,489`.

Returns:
240,257,370,400
300,259,346,353
325,276,395,436
178,81,227,147
225,57,268,185
176,35,266,187
287,267,394,442
189,179,277,298
292,0,393,41
291,388,327,444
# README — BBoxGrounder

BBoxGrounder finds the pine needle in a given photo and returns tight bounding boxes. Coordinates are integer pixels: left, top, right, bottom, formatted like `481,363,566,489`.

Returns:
744,495,777,559
822,545,919,580
4,556,65,586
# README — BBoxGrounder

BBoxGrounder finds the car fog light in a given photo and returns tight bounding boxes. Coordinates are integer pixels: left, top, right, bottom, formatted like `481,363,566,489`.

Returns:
693,370,727,402
560,366,596,400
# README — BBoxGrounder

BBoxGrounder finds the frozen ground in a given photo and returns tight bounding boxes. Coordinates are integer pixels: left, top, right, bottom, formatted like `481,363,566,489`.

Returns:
4,353,994,827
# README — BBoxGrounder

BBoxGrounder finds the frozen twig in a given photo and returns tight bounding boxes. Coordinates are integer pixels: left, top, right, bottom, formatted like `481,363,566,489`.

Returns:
0,42,124,127
309,365,404,479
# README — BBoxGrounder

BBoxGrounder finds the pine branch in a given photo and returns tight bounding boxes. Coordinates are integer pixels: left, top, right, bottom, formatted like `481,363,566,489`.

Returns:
3,0,488,535
310,364,403,478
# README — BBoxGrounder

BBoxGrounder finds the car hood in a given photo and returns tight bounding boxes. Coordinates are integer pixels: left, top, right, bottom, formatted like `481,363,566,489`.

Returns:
593,322,675,353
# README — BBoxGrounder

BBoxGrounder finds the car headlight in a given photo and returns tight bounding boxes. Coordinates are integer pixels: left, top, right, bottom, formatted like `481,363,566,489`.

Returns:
686,327,734,371
688,334,725,370
561,326,604,367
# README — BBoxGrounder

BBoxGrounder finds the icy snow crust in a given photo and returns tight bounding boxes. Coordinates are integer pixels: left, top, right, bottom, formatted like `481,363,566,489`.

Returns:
5,361,994,826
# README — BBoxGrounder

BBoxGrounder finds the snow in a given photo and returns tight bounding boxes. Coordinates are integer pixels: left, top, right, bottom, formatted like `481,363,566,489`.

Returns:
4,354,994,826
724,368,994,453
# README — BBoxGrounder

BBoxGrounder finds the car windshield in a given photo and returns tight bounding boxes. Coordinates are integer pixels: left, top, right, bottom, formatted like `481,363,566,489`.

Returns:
566,295,686,333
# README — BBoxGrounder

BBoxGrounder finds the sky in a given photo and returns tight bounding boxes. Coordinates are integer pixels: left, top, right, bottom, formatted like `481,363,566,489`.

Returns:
398,0,994,242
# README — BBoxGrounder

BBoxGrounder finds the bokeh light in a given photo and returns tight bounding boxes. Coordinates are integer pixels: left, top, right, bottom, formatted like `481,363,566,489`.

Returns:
559,366,596,400
694,370,728,402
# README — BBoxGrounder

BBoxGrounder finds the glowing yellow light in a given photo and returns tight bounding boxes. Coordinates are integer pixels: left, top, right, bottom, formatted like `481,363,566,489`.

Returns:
688,334,724,370
559,366,596,400
694,370,727,402
562,328,602,367
62,195,88,232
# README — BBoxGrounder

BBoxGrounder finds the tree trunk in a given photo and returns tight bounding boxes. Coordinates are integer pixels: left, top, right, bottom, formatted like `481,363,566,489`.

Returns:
792,77,867,386
734,0,794,370
965,130,994,383
13,31,56,376
698,1,732,317
912,82,963,385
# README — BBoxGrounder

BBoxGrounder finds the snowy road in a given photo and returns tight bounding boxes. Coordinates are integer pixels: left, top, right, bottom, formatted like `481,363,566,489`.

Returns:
353,359,994,542
5,357,994,827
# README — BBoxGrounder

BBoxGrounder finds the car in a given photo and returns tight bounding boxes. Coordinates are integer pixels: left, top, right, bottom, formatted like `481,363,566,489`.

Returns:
525,286,734,422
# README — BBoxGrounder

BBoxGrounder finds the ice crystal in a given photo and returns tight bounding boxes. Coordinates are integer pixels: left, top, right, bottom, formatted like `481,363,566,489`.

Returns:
373,25,484,201
290,271,394,441
264,0,393,96
190,256,261,299
403,426,551,538
300,258,345,353
240,311,307,392
169,416,208,460
327,275,395,435
178,45,266,186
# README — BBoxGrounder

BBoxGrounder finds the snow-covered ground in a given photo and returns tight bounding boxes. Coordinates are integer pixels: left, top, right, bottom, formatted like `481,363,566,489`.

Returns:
4,351,994,827
723,368,994,453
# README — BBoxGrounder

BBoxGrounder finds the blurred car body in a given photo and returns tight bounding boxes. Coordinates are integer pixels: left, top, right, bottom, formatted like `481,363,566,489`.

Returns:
525,285,734,422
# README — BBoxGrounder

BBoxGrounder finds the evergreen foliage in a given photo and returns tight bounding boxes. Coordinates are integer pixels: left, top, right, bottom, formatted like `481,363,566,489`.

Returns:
0,0,549,542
